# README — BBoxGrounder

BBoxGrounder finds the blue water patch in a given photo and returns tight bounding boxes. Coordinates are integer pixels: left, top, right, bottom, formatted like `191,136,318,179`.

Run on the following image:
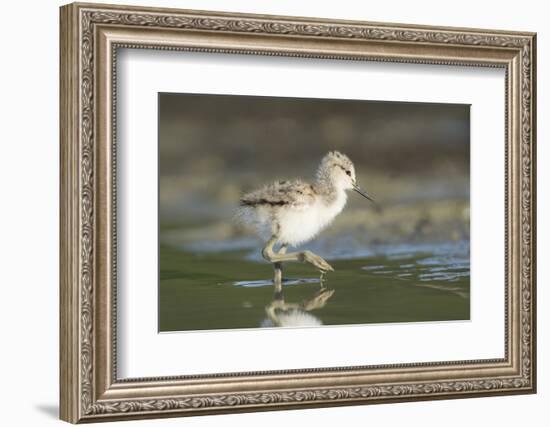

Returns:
356,240,469,283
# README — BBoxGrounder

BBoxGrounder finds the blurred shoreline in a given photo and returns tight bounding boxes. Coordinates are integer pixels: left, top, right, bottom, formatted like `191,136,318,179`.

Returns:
160,171,469,253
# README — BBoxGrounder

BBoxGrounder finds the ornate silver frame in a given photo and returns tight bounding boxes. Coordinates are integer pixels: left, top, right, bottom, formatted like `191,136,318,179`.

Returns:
60,2,537,423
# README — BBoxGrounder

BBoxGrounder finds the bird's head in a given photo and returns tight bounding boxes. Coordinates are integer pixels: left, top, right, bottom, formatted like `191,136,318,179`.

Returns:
317,151,375,203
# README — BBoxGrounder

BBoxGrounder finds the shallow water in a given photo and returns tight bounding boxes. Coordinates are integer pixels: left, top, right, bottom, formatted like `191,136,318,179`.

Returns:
159,239,470,332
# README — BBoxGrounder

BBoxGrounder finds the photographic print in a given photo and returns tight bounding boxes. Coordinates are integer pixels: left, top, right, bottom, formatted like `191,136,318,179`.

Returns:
159,93,470,332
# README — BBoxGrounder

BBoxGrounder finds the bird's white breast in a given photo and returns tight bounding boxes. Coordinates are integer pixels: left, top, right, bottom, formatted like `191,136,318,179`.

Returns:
277,192,347,246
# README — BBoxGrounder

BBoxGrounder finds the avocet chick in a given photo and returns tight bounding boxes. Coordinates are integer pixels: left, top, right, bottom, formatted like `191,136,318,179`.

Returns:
238,151,374,282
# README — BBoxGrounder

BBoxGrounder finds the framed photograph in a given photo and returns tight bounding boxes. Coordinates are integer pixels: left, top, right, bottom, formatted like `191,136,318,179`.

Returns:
59,2,537,423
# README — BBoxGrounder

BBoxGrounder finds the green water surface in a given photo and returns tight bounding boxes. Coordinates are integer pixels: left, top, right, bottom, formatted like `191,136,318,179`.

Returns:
159,243,470,332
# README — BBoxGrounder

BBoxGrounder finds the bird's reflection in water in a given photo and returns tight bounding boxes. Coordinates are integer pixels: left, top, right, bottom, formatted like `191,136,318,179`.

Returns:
260,285,335,328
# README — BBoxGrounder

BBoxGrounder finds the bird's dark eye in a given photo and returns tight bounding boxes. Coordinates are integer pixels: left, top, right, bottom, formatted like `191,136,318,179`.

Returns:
345,170,351,176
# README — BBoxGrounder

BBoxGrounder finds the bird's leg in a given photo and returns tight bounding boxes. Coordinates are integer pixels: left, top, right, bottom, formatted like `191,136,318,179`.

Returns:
272,244,287,291
262,236,334,272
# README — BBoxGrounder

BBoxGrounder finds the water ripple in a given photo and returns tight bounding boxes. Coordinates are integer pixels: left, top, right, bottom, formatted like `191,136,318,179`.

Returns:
360,240,470,284
233,277,320,288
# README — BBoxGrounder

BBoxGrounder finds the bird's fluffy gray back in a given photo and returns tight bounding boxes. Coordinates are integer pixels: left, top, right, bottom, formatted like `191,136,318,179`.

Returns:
239,180,315,208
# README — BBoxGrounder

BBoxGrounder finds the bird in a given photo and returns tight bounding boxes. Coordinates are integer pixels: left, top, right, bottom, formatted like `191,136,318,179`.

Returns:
237,151,374,283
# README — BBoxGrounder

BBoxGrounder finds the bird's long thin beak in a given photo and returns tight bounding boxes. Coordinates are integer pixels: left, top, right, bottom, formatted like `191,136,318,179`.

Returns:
353,183,375,203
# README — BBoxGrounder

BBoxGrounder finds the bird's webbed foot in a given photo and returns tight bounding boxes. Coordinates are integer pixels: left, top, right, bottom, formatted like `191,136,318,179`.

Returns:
299,250,334,272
